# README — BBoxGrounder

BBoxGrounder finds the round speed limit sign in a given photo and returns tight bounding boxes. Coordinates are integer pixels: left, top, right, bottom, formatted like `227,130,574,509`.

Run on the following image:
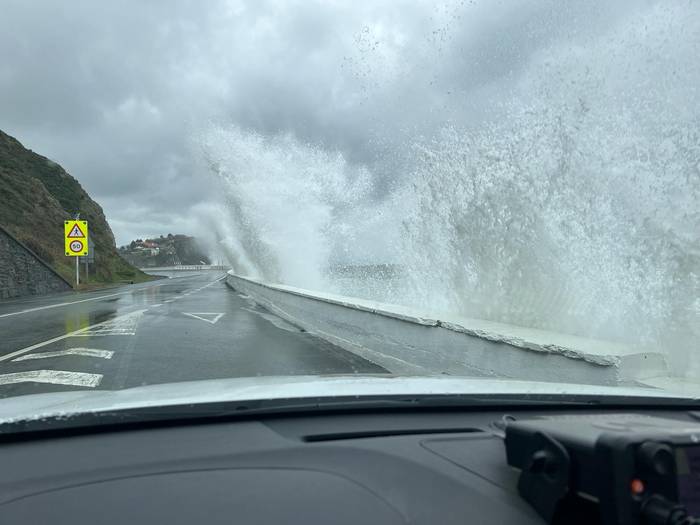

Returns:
69,240,84,253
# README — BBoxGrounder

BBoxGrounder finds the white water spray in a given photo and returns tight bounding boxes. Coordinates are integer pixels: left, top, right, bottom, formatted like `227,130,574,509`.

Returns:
200,1,699,374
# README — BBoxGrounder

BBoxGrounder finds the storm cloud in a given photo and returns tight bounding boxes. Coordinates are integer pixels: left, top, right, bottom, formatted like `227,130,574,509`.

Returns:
0,0,683,244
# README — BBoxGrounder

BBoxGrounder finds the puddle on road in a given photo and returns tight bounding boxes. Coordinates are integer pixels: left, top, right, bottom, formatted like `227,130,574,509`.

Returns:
241,305,303,333
234,292,301,332
62,307,147,337
64,309,117,333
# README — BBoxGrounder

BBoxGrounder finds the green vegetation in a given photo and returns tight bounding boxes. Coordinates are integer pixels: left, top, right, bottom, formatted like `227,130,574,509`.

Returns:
0,129,152,287
119,234,211,268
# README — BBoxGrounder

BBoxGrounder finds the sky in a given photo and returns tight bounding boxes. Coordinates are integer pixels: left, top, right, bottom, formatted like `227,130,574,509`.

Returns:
0,0,688,246
1,0,697,368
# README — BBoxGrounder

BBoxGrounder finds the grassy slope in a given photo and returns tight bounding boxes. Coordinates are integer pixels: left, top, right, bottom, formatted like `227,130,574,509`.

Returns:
0,129,152,287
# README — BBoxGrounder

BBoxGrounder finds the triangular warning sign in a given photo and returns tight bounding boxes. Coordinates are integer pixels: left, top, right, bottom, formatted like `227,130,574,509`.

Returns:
67,223,85,238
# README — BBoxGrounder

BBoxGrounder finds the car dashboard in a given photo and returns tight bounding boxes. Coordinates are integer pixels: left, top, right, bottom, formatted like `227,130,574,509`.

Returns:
0,407,696,524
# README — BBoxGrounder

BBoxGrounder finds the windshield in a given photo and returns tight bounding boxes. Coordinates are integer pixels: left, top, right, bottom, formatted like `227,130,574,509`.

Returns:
0,0,698,414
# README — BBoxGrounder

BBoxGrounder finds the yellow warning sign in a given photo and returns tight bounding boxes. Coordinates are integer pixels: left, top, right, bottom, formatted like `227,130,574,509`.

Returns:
64,220,89,256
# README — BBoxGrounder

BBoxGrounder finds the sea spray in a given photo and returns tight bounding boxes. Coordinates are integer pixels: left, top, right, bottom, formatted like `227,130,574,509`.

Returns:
199,126,374,290
200,0,699,375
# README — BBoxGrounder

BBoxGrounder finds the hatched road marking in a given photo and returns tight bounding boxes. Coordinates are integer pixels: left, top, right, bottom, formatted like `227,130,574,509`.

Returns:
0,276,226,362
0,370,103,387
13,348,114,362
68,309,143,337
0,309,148,363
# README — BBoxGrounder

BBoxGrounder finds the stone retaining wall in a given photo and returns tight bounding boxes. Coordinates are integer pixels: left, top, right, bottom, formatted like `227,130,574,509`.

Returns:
0,225,72,299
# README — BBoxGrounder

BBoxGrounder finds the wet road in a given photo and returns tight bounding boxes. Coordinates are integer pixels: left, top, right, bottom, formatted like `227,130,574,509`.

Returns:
0,272,386,398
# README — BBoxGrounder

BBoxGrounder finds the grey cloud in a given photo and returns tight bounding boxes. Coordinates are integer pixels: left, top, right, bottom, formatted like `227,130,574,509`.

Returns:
0,0,658,244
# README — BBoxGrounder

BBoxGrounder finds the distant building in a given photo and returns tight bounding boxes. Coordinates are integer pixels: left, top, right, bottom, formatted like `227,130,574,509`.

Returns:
121,233,210,267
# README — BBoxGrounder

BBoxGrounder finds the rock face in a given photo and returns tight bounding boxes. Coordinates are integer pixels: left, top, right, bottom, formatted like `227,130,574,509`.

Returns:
0,225,72,299
0,129,148,287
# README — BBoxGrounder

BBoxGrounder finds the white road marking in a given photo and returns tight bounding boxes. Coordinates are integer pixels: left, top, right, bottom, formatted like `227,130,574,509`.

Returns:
0,284,162,319
13,348,114,362
70,310,144,338
70,335,133,338
182,312,225,325
70,329,136,337
151,304,163,307
0,277,222,361
0,291,130,318
0,370,102,387
0,309,148,363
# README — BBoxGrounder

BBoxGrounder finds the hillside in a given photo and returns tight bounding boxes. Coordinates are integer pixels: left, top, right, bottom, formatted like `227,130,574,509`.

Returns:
119,234,211,268
0,129,150,286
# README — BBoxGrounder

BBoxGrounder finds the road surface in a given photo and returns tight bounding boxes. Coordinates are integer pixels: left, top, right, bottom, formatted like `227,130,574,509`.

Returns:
0,272,386,398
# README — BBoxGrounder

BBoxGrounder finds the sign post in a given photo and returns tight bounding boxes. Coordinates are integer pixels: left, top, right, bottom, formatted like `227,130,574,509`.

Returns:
64,220,89,287
79,238,95,279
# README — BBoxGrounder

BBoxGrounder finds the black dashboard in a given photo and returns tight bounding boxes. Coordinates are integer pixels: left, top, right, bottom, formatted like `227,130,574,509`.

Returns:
0,407,695,524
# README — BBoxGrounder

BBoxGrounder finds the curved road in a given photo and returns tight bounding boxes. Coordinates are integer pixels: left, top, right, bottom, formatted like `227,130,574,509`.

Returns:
0,272,386,398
